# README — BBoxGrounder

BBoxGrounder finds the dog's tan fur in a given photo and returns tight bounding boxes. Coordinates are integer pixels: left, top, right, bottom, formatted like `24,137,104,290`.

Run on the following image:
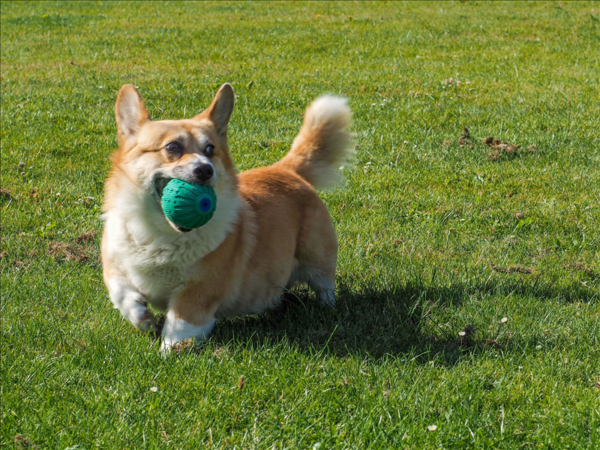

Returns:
101,84,351,351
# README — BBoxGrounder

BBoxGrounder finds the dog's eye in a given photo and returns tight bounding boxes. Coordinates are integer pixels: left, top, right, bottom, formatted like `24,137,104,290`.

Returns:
165,142,183,154
205,145,215,158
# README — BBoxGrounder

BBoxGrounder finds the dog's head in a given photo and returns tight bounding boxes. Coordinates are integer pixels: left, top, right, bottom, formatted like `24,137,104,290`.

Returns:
108,83,238,232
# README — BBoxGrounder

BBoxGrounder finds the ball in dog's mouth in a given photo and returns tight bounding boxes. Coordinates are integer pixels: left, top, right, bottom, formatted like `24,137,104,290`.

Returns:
155,177,217,232
154,177,192,233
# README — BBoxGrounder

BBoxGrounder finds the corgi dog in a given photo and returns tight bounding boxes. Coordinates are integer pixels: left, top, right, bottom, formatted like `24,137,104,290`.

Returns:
101,83,351,351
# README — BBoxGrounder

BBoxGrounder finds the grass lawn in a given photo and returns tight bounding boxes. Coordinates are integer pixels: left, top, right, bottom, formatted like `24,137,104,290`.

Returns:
1,1,599,448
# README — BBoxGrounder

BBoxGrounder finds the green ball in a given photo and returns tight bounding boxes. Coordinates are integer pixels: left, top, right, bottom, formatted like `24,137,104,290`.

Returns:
161,179,217,229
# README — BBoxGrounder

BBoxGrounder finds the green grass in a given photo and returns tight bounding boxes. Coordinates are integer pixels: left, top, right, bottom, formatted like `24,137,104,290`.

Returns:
1,1,599,448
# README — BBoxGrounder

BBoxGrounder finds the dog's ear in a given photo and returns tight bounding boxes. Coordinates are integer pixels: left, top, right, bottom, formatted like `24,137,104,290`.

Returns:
115,85,151,147
196,83,234,137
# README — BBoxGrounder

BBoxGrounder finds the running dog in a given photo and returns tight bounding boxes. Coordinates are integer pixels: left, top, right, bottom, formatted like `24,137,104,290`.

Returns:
101,83,352,351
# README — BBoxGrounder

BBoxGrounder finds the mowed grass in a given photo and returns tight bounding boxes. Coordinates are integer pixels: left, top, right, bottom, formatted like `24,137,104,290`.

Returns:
1,1,599,448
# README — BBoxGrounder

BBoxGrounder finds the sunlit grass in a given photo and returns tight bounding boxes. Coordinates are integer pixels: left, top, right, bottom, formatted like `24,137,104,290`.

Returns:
1,2,599,448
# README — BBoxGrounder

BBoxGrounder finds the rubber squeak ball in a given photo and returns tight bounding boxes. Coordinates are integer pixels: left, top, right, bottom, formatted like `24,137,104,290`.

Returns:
161,179,217,229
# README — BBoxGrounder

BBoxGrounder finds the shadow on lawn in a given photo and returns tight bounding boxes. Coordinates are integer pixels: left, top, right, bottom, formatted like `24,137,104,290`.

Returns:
209,277,597,366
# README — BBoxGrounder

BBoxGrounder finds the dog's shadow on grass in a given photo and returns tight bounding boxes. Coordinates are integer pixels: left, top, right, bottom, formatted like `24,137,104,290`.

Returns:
207,277,596,366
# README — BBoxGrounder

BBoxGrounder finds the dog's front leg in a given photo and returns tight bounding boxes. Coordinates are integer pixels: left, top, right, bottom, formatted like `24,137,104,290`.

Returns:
160,284,220,353
160,310,216,353
107,277,158,333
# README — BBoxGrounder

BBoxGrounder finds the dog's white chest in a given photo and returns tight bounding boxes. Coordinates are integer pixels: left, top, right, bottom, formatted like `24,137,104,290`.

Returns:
103,188,239,308
125,259,186,307
104,216,209,307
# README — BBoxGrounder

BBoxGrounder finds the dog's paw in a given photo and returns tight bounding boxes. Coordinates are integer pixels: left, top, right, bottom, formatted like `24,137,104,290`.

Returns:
160,337,194,355
137,307,159,333
122,295,158,333
160,312,215,354
318,289,336,308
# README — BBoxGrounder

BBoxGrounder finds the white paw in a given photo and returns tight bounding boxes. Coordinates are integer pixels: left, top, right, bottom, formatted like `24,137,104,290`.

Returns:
160,311,215,353
136,308,159,333
122,294,157,332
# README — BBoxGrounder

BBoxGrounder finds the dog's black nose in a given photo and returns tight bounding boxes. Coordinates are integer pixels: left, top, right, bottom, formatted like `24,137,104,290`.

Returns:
193,164,214,182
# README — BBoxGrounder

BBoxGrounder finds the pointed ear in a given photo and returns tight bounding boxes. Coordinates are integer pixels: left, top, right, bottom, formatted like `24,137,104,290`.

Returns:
115,85,151,147
196,83,234,137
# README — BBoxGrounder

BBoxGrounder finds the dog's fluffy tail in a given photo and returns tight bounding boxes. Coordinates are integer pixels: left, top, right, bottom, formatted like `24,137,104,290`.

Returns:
275,95,352,190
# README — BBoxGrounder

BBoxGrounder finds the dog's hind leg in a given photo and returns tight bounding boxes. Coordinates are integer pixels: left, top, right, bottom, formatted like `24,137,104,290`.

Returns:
305,267,337,307
296,205,339,307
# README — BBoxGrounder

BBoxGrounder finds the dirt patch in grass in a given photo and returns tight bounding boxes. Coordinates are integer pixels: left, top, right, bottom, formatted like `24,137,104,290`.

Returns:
14,435,35,448
564,262,595,277
171,338,195,356
459,127,474,148
483,138,540,161
213,346,229,359
484,136,521,160
28,189,39,202
462,324,477,336
49,242,94,263
456,324,477,346
452,327,510,352
76,230,97,243
440,128,476,148
490,264,533,274
483,339,505,351
0,187,14,201
48,230,99,263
